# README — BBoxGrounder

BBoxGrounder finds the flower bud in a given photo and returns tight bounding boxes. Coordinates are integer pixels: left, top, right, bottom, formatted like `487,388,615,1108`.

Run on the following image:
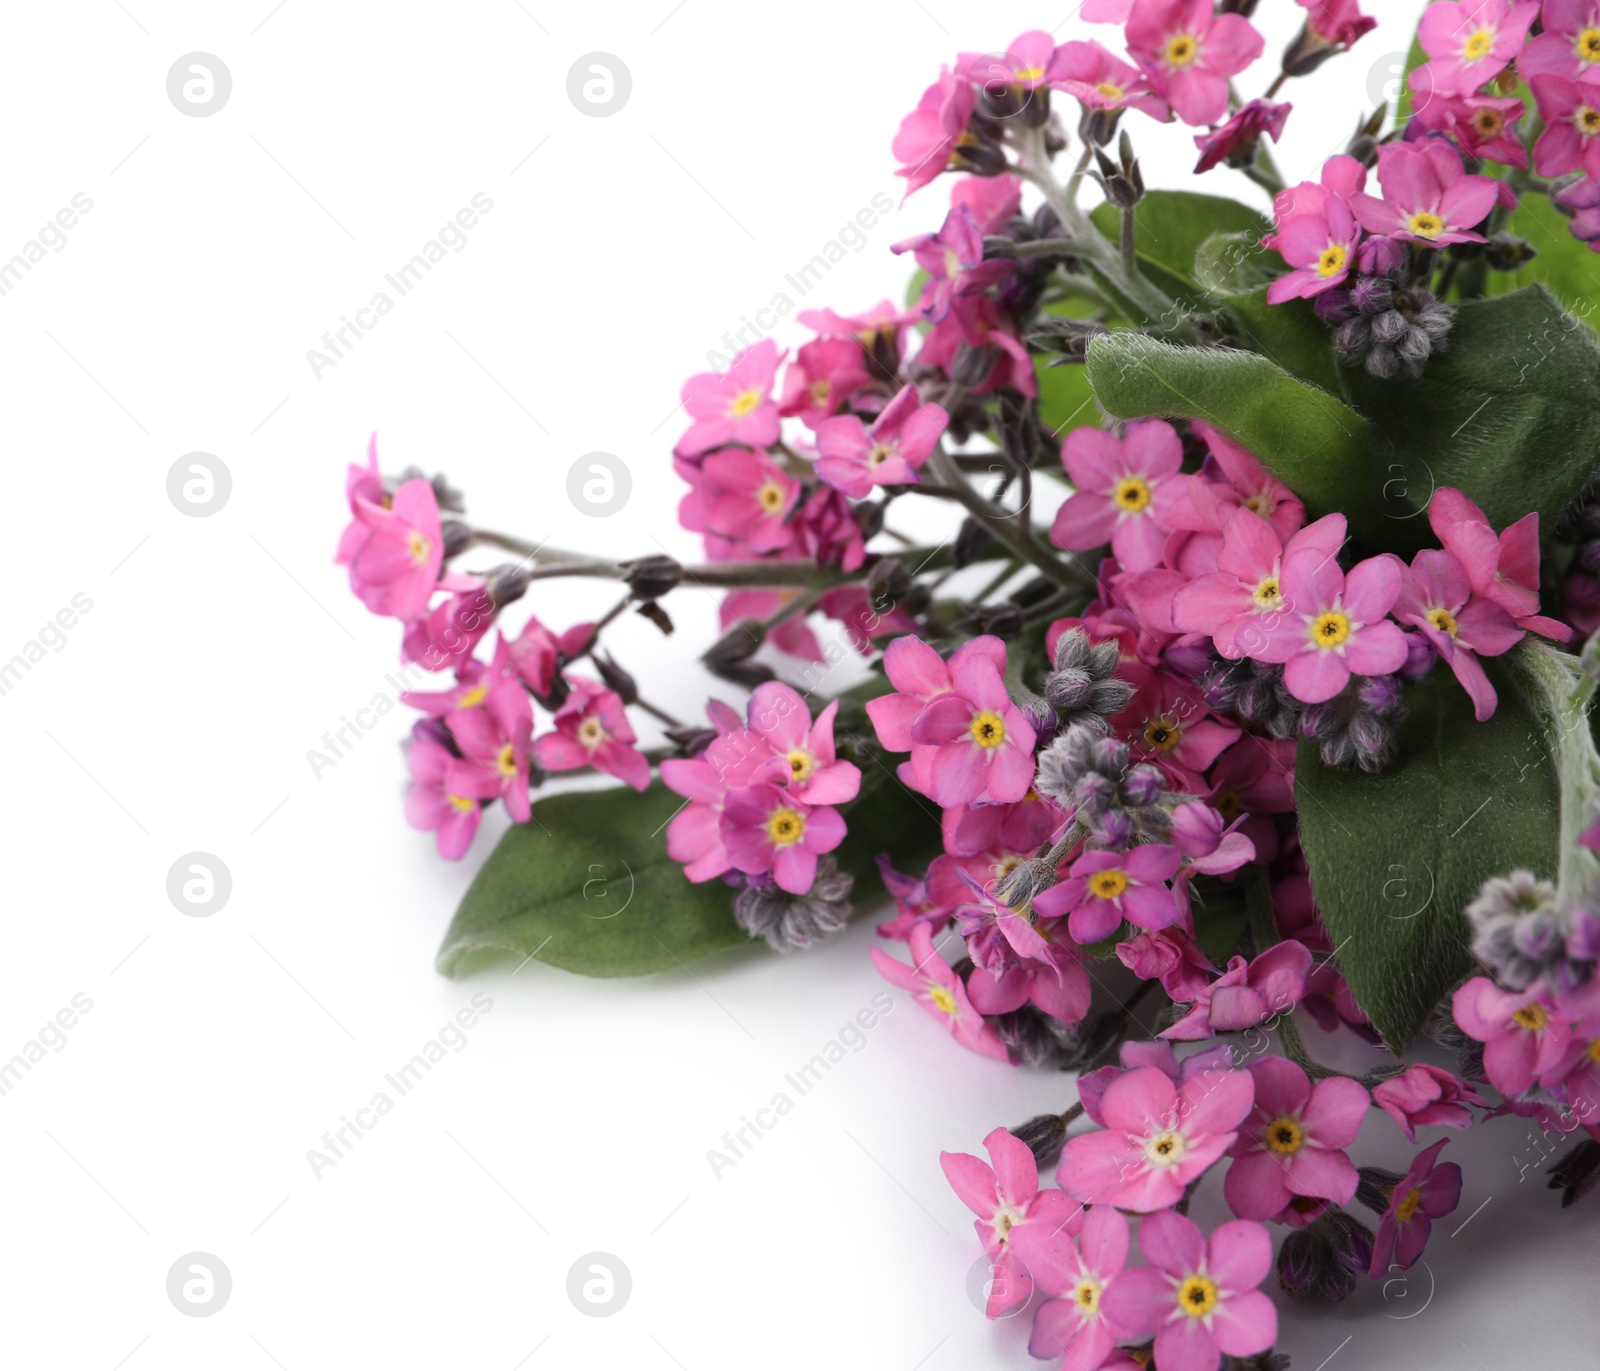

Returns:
1549,1139,1600,1208
1010,1113,1070,1168
441,519,473,558
622,554,682,601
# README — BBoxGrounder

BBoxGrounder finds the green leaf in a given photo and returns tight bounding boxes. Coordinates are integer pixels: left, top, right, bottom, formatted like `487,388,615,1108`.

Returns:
1035,356,1100,438
1084,331,1379,538
1345,286,1600,543
1091,192,1271,299
1191,232,1346,396
1490,190,1600,315
1295,655,1560,1051
436,774,945,978
436,785,751,978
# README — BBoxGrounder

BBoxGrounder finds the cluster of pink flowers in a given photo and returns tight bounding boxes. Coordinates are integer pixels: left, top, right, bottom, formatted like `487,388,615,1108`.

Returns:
939,1031,1491,1366
335,439,650,859
661,684,861,895
1268,0,1600,297
1050,422,1568,723
895,1,1375,190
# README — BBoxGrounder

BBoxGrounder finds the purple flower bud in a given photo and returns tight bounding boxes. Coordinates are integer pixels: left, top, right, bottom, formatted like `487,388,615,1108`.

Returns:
1357,673,1404,714
1399,631,1438,680
1092,808,1134,849
1568,908,1600,964
1358,234,1407,275
1122,764,1165,807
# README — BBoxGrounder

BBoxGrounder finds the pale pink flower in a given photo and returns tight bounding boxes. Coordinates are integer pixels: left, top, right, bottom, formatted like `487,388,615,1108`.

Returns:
1055,1063,1255,1211
871,923,1010,1060
942,1126,1086,1317
1412,0,1540,98
1367,1139,1462,1277
346,477,443,622
815,384,949,498
1349,139,1501,246
1050,421,1186,572
1223,1057,1369,1220
1125,0,1266,127
720,782,846,894
533,677,651,792
1237,547,1408,704
675,339,784,459
1162,941,1314,1040
1102,1210,1277,1371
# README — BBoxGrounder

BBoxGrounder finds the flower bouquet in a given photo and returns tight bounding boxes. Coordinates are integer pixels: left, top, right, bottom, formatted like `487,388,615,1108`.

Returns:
335,0,1600,1364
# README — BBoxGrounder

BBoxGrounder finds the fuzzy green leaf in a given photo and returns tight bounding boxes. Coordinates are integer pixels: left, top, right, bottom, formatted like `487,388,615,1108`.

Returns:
1084,331,1378,537
1091,192,1270,299
1345,286,1600,543
1295,655,1560,1051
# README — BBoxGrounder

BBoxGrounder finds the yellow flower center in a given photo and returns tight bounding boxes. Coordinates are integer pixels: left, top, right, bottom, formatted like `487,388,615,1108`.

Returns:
786,749,815,784
496,743,517,778
1578,105,1600,135
1265,1116,1306,1155
1462,27,1494,61
1310,610,1351,648
928,984,959,1016
407,529,432,565
1407,211,1445,240
756,480,787,513
809,379,831,406
767,807,806,846
865,441,896,468
1427,607,1459,637
446,793,475,814
1581,27,1600,61
1114,476,1152,513
1074,1278,1103,1315
1096,81,1124,100
730,388,763,417
457,685,489,709
1513,1004,1549,1031
1253,575,1284,610
1178,1275,1218,1317
1214,787,1242,821
1013,65,1045,83
1586,1037,1600,1063
1144,1130,1186,1167
970,711,1007,748
1396,1186,1423,1223
1142,715,1182,753
1317,244,1348,278
1165,33,1199,67
577,717,607,748
1089,869,1130,900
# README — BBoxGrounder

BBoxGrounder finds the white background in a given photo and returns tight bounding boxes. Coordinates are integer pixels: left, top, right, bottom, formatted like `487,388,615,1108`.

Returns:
1,1,1593,1368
